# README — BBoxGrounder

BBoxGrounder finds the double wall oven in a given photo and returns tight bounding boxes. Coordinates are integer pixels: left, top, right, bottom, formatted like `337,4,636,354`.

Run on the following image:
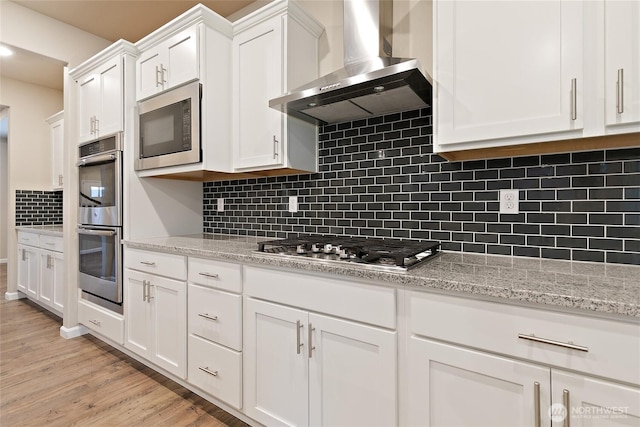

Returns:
77,133,123,314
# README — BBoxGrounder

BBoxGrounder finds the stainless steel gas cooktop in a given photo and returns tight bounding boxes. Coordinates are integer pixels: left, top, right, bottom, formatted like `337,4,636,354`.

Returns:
257,235,441,272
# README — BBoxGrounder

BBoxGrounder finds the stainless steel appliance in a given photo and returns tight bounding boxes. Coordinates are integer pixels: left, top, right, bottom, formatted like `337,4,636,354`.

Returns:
135,81,201,171
269,0,432,125
257,235,440,272
77,133,123,314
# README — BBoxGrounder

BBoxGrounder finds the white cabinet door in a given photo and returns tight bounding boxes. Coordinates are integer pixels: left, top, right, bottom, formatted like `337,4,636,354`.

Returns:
150,274,186,379
308,313,397,427
77,74,100,142
50,251,64,313
124,269,153,359
605,0,640,128
233,16,284,170
408,337,551,427
137,26,199,100
38,252,54,308
244,298,308,427
97,57,123,138
17,245,38,295
435,0,583,147
77,56,123,143
49,116,64,190
552,370,640,426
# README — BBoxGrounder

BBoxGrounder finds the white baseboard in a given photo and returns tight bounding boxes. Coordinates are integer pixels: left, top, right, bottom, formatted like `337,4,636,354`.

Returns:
5,291,26,300
60,325,89,339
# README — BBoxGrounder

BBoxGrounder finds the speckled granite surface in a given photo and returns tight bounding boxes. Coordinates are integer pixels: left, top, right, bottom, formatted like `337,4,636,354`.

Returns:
125,234,640,319
16,225,64,236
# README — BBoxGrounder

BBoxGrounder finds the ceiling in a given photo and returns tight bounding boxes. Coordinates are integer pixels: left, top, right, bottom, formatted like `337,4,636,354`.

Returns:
0,0,259,91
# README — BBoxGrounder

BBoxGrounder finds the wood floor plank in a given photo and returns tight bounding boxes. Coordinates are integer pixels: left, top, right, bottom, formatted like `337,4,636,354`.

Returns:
0,264,250,426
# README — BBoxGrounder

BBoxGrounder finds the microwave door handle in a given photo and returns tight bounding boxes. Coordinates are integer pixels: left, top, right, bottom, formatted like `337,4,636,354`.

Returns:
76,228,117,237
76,153,117,167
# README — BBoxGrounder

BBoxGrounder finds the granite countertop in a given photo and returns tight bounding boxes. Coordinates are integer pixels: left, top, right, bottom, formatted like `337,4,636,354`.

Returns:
125,234,640,319
16,225,64,236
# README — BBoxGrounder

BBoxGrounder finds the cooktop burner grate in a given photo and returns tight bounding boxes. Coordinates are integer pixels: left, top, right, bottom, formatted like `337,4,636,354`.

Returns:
257,235,440,271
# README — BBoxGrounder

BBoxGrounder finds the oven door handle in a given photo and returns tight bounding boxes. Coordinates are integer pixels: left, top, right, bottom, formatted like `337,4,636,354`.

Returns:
76,153,117,167
77,227,117,237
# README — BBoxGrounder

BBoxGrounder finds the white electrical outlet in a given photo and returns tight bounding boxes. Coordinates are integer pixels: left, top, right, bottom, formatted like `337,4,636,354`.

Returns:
217,198,224,212
288,196,298,213
499,189,519,214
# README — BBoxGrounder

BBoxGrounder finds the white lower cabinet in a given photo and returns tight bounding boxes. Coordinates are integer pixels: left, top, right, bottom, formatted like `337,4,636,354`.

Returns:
124,268,187,379
78,298,125,344
408,338,551,426
16,231,64,315
552,370,640,426
244,297,397,427
406,291,640,427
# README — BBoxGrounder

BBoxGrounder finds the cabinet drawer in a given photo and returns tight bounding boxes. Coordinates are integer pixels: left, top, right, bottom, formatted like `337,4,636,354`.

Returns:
245,266,396,329
125,247,186,280
410,291,640,385
188,257,242,293
188,334,242,409
188,284,241,351
39,235,64,252
78,298,124,345
17,231,39,247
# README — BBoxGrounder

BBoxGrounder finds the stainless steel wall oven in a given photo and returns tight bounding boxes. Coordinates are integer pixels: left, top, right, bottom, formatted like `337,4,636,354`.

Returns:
77,133,123,314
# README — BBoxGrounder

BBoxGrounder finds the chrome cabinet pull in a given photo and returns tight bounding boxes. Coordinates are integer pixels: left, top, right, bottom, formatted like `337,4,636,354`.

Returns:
21,248,26,261
155,65,161,87
617,68,624,114
162,65,167,84
47,254,52,269
140,261,156,266
90,116,94,134
296,320,303,354
198,272,219,279
198,313,218,321
518,333,588,352
89,319,101,327
273,135,278,159
534,382,541,427
142,280,147,302
570,78,577,120
199,366,218,377
94,118,99,135
308,323,315,358
58,174,63,186
563,389,570,427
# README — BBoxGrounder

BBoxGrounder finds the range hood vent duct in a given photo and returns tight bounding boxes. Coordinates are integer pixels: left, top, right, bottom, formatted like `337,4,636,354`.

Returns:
269,0,432,125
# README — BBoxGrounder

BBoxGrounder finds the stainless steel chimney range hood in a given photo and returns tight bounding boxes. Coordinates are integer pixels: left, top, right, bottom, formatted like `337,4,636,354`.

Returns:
269,0,432,125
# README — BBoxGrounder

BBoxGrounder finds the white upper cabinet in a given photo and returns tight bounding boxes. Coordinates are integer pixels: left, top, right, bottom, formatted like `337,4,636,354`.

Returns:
136,26,199,101
434,0,640,157
434,1,584,150
604,0,640,129
70,41,136,144
232,1,323,173
46,111,64,190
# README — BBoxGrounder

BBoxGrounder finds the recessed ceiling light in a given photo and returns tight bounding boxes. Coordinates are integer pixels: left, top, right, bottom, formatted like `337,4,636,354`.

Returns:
0,46,14,57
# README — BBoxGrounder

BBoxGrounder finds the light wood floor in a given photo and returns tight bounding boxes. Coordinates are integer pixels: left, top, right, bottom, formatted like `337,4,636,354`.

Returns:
0,263,249,426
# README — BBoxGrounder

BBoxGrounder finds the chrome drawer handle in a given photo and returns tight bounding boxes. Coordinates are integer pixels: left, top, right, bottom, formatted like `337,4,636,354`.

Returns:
89,319,101,327
518,333,588,352
199,366,218,377
198,272,219,279
140,261,156,266
198,313,218,321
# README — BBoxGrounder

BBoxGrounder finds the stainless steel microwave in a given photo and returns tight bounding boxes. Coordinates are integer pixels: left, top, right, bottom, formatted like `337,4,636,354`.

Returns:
135,81,201,171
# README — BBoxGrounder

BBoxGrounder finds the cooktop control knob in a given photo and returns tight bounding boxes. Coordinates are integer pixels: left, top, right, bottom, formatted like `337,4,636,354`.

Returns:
323,244,333,254
296,244,307,254
312,243,321,253
338,248,350,259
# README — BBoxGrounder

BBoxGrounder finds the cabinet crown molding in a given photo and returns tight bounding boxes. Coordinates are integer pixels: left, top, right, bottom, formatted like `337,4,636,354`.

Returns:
69,40,136,80
135,4,233,51
232,0,324,37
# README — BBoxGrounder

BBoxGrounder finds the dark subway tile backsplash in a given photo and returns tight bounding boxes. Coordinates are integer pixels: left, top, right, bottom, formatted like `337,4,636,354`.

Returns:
204,108,640,265
15,190,63,226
